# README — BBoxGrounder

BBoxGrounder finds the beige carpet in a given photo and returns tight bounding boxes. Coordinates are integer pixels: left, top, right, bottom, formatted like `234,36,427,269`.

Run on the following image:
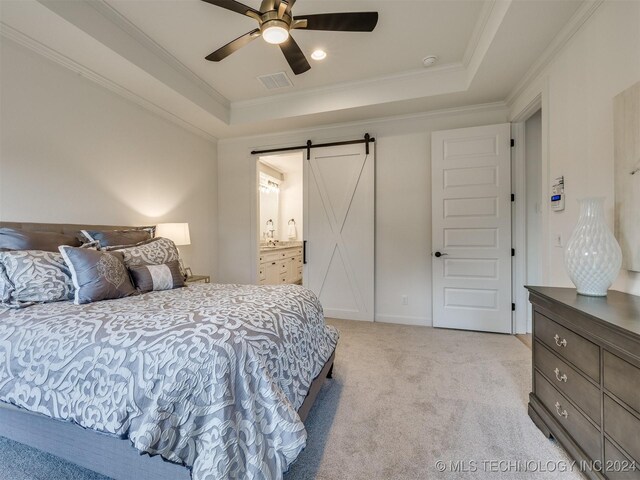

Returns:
285,319,585,480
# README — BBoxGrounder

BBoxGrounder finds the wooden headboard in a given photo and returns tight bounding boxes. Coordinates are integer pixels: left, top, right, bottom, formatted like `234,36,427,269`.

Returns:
0,222,146,235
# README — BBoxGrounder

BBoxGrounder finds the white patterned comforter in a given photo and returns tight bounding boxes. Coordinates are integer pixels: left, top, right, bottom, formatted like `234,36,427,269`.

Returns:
0,283,338,479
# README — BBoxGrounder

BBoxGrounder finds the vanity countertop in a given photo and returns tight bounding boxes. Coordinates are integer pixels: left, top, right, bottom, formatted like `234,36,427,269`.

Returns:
259,242,303,253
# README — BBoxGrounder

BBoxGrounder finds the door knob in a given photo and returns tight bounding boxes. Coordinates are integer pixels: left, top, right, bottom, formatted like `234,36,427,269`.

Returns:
434,251,448,258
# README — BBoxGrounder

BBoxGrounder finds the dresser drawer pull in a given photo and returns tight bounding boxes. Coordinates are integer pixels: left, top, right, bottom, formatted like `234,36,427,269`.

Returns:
554,401,568,418
554,368,568,383
554,334,567,347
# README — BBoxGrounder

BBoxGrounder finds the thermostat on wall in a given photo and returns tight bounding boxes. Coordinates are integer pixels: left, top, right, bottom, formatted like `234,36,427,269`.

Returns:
551,176,565,211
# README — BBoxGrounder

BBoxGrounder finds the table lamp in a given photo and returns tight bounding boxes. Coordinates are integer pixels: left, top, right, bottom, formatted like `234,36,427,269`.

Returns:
155,223,191,277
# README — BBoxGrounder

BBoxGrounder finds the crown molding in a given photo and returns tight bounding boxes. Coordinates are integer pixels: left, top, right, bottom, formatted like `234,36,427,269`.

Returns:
220,101,508,145
463,0,511,82
231,62,466,111
505,0,604,107
231,62,470,124
88,0,229,109
462,0,498,67
0,23,219,144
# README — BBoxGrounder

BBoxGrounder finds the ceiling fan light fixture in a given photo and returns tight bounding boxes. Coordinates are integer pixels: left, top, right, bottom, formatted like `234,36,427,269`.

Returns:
262,21,290,44
202,0,378,75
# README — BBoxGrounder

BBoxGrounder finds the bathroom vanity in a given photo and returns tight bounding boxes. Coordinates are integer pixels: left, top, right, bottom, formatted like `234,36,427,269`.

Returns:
259,243,303,285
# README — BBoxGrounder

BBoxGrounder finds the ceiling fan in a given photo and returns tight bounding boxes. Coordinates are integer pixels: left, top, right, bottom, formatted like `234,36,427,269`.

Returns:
201,0,379,75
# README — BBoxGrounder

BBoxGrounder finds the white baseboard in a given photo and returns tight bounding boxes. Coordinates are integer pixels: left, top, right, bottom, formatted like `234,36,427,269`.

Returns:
374,314,431,327
323,309,373,322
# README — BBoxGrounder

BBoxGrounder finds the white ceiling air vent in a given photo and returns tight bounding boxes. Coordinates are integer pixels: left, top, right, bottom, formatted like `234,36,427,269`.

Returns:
257,72,293,90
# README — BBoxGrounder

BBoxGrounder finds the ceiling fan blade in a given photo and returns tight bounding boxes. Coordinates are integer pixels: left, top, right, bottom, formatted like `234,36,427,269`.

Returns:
201,0,260,18
279,36,310,75
205,29,261,61
295,12,378,32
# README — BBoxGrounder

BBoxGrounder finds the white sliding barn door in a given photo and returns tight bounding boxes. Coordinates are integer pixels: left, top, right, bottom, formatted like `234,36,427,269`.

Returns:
431,124,512,333
304,144,374,321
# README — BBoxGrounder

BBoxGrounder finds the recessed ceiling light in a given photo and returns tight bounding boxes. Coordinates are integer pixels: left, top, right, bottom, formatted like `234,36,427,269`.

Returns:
422,55,438,67
311,49,327,61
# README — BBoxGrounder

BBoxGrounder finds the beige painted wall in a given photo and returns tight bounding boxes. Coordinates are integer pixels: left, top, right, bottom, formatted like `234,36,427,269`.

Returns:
510,0,640,296
217,105,509,326
0,39,218,277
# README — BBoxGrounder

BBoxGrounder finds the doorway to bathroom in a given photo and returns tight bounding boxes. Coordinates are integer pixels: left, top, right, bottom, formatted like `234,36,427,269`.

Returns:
257,152,304,285
252,138,375,321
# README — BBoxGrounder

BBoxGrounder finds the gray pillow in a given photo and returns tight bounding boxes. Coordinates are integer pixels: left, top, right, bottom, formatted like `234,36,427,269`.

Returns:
0,227,82,252
59,247,137,305
0,250,74,308
80,227,155,248
128,260,185,293
108,237,181,269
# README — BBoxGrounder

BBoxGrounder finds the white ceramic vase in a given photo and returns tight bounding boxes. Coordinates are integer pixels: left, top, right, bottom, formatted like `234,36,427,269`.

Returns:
564,197,622,296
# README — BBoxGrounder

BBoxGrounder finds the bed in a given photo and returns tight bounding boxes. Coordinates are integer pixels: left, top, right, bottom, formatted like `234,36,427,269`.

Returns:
0,222,338,480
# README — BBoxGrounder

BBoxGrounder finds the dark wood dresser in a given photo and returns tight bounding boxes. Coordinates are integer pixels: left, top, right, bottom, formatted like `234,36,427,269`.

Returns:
527,286,640,479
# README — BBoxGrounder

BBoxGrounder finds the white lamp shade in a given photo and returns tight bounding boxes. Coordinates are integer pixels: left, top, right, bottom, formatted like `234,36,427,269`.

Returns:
155,223,191,246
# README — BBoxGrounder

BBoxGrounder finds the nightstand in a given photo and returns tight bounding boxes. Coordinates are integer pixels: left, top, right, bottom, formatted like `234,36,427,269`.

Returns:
185,275,210,284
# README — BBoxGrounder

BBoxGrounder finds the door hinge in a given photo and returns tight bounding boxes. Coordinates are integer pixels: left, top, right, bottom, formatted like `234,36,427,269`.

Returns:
510,139,515,147
511,193,515,202
512,303,516,311
511,248,515,256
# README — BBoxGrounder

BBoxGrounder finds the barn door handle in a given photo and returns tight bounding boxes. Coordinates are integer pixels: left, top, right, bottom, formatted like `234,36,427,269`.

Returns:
434,251,448,258
303,240,307,264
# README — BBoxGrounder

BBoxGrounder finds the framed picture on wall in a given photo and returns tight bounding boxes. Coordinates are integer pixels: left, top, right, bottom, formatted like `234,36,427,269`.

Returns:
614,80,640,272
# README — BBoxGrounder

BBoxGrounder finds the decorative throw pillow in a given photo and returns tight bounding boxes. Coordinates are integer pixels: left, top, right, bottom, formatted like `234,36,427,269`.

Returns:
0,250,74,308
0,265,6,303
59,247,137,305
128,260,185,293
80,227,155,248
0,227,82,252
107,237,181,269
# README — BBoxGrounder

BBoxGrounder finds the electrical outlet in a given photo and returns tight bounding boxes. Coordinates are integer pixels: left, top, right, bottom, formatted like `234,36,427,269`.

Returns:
555,234,563,247
402,295,409,306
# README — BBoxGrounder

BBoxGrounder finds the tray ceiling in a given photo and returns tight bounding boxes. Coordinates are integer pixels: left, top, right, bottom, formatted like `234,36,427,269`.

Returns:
0,0,586,138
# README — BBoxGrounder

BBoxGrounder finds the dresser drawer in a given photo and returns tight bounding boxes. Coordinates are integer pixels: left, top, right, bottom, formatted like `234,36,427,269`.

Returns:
279,262,288,274
605,395,640,463
604,439,640,480
604,351,640,416
534,341,600,425
535,371,601,461
534,312,600,382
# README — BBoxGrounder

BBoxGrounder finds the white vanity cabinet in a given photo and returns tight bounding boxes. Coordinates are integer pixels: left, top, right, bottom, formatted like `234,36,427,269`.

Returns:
259,246,303,285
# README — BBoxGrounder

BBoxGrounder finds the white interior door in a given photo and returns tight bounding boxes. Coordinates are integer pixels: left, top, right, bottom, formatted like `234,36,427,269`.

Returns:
431,124,512,333
304,143,374,321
